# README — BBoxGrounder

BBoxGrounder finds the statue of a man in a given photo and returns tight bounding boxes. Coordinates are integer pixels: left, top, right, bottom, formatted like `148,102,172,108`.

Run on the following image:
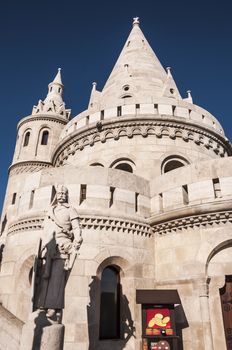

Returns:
33,185,82,321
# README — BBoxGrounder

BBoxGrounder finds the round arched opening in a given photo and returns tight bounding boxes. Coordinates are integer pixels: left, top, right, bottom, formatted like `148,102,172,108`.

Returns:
99,265,120,339
161,155,189,174
115,163,133,173
163,160,185,173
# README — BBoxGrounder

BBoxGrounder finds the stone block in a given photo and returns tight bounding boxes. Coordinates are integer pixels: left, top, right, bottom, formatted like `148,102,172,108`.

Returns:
67,123,75,135
122,104,136,115
190,110,202,122
104,107,117,119
76,118,87,130
220,176,232,197
151,195,161,214
163,187,183,209
174,106,189,118
87,185,110,200
89,112,100,124
158,104,173,115
114,188,135,204
139,103,155,115
188,180,214,202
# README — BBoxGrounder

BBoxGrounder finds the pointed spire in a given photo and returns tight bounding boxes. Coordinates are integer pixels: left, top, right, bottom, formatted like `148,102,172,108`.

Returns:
100,19,181,108
52,68,63,85
32,69,71,119
88,82,101,111
166,67,172,78
162,67,181,99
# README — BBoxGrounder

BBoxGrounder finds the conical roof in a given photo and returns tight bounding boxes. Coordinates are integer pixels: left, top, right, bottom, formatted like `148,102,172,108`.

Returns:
51,67,63,86
100,18,181,108
32,69,71,119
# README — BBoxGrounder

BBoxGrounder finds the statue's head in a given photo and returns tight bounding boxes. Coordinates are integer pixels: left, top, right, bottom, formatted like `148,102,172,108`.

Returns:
56,185,68,203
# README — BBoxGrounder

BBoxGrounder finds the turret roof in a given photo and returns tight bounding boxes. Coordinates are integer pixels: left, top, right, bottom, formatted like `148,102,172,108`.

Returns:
99,18,181,108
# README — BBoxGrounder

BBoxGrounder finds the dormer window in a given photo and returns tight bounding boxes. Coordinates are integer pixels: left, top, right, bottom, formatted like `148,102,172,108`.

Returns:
123,85,130,91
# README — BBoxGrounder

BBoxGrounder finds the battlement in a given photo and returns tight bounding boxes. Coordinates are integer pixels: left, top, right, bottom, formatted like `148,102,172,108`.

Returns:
60,100,224,141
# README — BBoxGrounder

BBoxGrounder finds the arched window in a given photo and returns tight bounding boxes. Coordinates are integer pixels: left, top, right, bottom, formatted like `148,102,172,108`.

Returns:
161,156,189,174
115,163,133,173
99,266,120,339
111,158,135,173
90,163,104,167
23,131,30,147
41,130,49,145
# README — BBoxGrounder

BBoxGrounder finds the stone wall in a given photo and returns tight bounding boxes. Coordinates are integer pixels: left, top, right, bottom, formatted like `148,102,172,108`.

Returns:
0,304,23,350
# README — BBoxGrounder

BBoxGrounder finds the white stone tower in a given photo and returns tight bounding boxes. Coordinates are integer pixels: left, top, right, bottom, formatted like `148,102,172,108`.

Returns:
1,69,70,238
0,18,232,350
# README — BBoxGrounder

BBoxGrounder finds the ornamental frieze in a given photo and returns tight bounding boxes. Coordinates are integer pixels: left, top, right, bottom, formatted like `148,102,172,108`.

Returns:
52,118,230,166
8,214,152,237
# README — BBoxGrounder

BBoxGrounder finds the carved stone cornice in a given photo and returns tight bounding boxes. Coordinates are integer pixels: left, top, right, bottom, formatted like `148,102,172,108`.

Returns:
9,161,52,176
152,209,232,235
52,116,231,166
7,208,232,238
17,114,68,130
7,214,152,237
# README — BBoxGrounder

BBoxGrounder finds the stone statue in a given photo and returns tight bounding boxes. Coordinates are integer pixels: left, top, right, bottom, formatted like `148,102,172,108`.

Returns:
33,184,83,322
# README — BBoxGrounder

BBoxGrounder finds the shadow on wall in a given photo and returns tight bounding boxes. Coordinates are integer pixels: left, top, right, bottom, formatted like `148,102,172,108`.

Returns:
0,244,4,267
87,276,135,350
174,304,189,350
0,215,7,235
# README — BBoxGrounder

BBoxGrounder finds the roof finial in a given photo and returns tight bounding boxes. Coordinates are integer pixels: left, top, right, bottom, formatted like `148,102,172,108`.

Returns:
184,90,193,103
166,66,172,77
52,68,63,85
133,17,140,26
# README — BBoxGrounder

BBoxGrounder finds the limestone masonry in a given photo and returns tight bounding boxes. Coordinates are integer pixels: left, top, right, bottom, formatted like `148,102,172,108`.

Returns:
0,18,232,350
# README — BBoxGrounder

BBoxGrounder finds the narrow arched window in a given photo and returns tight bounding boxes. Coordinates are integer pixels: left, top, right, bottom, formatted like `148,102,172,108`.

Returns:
41,130,49,145
161,155,189,174
99,266,120,339
115,163,133,173
111,158,135,173
163,160,185,173
23,131,30,147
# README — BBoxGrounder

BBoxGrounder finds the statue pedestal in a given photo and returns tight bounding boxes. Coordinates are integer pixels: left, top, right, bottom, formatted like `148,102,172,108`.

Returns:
20,310,64,350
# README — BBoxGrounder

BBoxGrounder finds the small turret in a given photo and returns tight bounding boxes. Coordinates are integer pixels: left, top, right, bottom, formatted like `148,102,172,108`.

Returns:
11,69,70,168
32,69,71,119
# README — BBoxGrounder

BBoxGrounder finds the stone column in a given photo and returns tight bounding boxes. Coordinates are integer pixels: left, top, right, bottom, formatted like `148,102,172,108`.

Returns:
198,278,214,350
20,310,64,350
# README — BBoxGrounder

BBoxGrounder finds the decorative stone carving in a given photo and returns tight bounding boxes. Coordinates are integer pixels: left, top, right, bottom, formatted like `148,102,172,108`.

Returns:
9,161,52,176
52,118,229,166
8,214,151,237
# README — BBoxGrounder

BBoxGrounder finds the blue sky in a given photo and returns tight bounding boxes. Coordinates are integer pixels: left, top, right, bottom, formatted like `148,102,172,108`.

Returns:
0,0,232,211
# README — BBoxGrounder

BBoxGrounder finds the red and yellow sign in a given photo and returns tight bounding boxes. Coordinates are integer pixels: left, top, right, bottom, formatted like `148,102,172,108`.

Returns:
145,308,173,336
